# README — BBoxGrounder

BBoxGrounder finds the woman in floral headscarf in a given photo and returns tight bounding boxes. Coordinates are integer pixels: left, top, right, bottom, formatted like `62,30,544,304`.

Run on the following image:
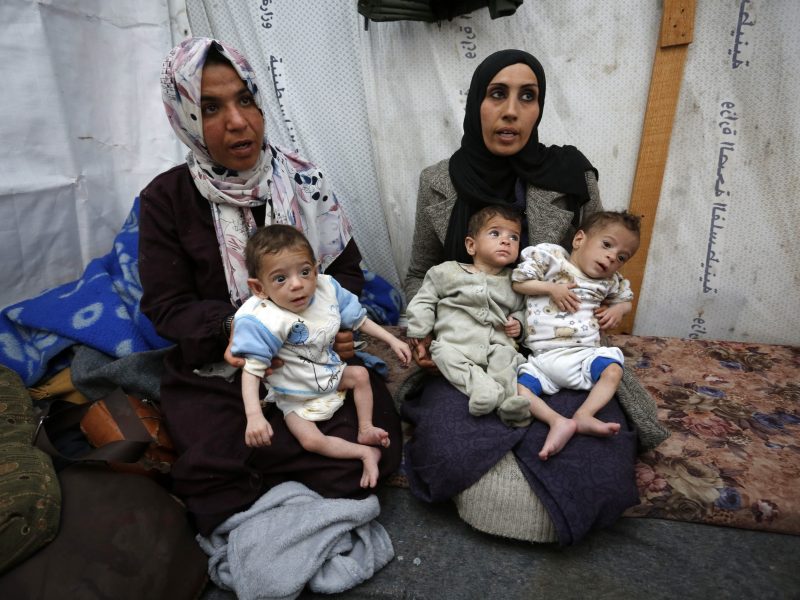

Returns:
139,37,401,535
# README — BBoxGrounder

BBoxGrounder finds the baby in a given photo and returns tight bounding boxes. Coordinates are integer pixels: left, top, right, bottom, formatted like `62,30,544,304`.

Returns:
232,224,411,488
512,210,641,460
406,205,529,420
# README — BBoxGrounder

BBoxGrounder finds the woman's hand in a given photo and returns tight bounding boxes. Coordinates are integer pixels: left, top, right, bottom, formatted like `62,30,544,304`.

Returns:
334,330,356,360
224,323,245,369
410,335,438,373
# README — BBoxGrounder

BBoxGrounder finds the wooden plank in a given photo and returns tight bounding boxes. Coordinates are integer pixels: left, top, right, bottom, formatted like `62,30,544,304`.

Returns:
616,0,695,334
660,0,695,47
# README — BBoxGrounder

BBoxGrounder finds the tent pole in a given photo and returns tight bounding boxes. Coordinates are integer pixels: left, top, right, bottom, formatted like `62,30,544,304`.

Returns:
617,0,696,334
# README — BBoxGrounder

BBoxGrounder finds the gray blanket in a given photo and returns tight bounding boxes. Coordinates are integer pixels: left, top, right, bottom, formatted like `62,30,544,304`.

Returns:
196,481,394,600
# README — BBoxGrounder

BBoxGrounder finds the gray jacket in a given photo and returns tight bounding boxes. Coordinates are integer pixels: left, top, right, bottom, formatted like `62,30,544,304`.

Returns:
403,158,602,301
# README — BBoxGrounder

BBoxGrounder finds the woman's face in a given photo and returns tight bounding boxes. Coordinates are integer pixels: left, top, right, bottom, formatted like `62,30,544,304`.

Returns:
200,61,265,171
479,63,540,156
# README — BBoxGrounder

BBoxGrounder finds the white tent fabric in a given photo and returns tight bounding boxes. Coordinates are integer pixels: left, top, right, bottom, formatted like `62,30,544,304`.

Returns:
2,0,798,346
637,1,799,345
0,0,183,307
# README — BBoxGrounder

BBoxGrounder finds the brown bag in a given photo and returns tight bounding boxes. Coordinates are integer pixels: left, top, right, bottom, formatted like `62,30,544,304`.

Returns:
80,392,176,476
33,388,175,477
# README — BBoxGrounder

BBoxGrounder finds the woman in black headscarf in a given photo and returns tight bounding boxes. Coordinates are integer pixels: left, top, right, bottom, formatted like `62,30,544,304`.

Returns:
406,49,599,294
401,49,665,545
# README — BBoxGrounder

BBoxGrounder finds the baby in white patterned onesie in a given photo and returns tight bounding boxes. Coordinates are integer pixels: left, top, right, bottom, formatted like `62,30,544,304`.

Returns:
512,211,641,460
232,225,411,488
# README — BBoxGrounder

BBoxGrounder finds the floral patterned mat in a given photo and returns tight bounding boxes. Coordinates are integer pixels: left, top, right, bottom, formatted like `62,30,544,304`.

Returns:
367,329,800,535
610,335,800,535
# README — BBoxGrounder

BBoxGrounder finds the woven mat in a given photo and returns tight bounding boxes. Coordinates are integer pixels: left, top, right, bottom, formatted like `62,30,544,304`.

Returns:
612,335,800,535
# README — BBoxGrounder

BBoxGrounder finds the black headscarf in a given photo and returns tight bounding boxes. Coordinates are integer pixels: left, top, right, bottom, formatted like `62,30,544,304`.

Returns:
445,49,597,262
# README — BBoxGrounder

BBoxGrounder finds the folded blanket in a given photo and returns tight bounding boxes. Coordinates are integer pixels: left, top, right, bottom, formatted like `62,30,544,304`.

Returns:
402,377,640,545
360,268,403,325
196,481,394,600
0,198,170,386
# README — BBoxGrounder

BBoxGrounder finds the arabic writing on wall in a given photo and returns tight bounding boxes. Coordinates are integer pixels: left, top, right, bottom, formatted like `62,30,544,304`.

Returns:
728,0,755,69
260,0,274,29
691,101,740,340
455,15,479,111
457,14,478,60
269,54,298,149
689,1,758,339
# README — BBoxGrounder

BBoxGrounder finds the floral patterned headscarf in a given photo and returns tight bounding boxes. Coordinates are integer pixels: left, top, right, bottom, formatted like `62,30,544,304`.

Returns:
161,37,352,306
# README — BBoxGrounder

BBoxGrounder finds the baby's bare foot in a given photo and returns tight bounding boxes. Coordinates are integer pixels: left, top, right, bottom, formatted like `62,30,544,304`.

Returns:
574,414,621,437
539,417,577,460
358,425,390,448
360,446,381,488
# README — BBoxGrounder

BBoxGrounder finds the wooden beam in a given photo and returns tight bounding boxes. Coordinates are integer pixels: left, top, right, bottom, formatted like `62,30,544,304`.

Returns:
617,0,695,334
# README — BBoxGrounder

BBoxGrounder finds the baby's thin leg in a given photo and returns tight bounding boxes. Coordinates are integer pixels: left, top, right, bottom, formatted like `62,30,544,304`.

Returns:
517,383,576,461
573,363,622,437
340,365,389,448
285,412,381,488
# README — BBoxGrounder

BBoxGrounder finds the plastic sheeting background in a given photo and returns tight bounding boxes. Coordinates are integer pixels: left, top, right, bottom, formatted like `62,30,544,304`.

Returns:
2,1,798,346
0,0,185,308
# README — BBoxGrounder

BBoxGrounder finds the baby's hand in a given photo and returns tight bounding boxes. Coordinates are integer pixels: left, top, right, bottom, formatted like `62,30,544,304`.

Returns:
549,283,580,313
595,303,627,330
245,414,273,448
390,338,413,367
504,317,521,339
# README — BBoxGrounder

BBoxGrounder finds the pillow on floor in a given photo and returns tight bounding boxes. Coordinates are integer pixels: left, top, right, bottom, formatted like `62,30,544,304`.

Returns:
0,365,61,574
455,452,558,543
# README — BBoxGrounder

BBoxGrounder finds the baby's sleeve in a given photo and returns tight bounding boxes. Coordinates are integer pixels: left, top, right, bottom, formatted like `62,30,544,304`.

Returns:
231,314,283,377
404,267,442,339
511,244,556,283
330,277,368,330
606,274,635,304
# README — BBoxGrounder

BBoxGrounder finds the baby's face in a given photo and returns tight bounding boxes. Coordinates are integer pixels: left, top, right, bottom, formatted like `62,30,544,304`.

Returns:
570,223,639,279
251,247,318,313
467,215,521,271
